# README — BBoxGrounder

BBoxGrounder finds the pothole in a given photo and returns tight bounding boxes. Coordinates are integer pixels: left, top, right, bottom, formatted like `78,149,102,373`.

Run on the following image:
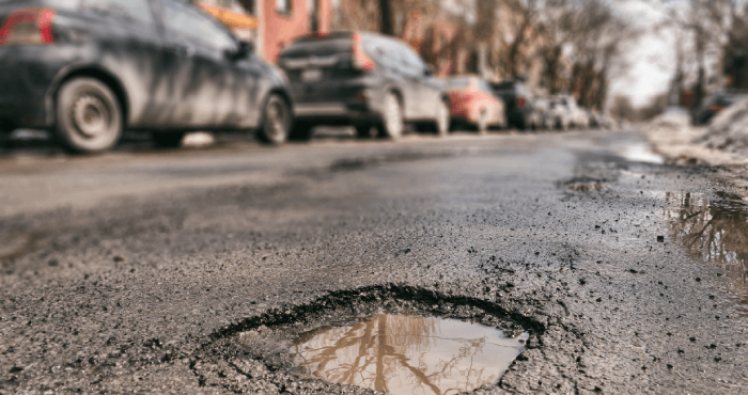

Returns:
289,313,527,395
662,190,748,314
558,176,609,192
206,286,542,395
0,232,43,261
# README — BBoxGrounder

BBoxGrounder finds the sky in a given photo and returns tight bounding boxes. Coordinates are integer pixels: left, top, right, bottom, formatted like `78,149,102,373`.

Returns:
608,0,681,107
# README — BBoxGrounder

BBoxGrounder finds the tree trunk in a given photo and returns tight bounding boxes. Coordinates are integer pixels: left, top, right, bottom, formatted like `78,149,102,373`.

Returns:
378,0,393,35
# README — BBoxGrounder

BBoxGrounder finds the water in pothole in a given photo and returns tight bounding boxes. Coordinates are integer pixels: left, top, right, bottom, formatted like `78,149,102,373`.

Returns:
662,191,748,314
290,314,528,395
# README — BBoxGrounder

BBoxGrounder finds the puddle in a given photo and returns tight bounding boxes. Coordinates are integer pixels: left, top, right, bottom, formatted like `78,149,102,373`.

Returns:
0,232,43,261
560,176,608,192
617,143,664,164
290,314,527,395
662,191,748,312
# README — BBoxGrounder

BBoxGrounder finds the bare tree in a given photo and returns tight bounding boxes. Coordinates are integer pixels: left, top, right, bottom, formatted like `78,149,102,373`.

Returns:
610,95,636,122
377,0,396,35
665,0,733,106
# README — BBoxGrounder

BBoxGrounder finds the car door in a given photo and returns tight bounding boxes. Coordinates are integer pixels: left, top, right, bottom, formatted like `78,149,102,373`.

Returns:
154,0,252,129
384,41,422,120
398,44,440,120
79,0,167,128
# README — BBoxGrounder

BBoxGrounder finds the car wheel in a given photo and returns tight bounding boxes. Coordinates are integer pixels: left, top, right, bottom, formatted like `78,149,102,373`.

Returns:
257,94,291,145
434,99,450,137
55,78,123,154
378,92,403,139
475,108,489,134
288,121,314,142
152,132,185,148
355,124,377,139
516,117,527,131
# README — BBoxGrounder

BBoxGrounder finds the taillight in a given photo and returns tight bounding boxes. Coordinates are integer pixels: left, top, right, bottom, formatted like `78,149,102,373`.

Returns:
710,104,724,113
351,32,375,71
516,97,526,108
0,8,56,46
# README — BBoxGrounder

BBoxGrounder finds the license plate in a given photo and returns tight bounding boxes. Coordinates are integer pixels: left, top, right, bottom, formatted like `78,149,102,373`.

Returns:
301,69,323,82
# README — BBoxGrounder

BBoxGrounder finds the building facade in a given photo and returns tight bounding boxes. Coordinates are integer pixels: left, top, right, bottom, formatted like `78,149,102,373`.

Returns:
195,0,332,62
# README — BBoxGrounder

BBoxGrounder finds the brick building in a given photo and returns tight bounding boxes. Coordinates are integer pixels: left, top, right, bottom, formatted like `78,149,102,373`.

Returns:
331,1,472,77
195,0,332,62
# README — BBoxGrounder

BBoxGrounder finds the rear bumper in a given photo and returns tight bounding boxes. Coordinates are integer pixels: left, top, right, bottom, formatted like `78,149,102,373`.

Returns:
0,46,69,130
293,99,382,125
507,109,530,127
288,77,386,125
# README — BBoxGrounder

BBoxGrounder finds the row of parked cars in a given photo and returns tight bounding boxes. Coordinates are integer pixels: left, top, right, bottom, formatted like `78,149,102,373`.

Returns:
0,0,611,154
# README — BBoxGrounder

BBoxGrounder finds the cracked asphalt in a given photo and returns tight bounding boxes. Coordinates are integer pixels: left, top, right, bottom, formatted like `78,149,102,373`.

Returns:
1,130,747,394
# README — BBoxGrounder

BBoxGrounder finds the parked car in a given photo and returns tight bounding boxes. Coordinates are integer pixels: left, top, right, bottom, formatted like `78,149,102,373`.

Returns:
278,31,450,139
490,80,534,130
530,97,555,130
548,98,573,131
0,0,293,153
444,76,505,133
694,92,748,125
553,95,589,129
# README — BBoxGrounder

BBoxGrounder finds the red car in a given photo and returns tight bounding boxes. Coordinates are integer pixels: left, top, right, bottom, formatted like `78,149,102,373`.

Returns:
445,76,506,133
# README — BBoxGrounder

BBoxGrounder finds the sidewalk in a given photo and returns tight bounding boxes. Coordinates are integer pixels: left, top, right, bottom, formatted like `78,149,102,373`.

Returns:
641,108,748,192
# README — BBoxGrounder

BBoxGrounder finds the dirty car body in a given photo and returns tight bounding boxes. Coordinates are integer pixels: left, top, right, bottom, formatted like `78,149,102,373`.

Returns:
445,75,505,131
278,31,449,137
491,80,534,130
0,0,290,151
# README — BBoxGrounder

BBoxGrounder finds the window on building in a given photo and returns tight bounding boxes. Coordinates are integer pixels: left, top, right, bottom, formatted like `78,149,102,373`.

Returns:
276,0,292,15
307,0,318,32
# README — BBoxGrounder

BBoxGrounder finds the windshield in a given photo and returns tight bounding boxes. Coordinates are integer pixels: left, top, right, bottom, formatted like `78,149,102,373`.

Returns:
446,77,470,89
281,36,353,58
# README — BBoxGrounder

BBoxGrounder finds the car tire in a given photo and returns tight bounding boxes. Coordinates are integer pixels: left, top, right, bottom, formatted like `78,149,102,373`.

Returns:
257,94,291,145
288,121,314,142
152,132,185,148
355,124,377,139
378,92,403,139
433,99,450,137
515,117,527,131
476,108,488,134
55,78,123,154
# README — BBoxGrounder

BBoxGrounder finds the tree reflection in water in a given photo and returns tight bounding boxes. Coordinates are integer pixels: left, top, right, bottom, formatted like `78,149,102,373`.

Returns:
291,314,526,395
663,191,748,311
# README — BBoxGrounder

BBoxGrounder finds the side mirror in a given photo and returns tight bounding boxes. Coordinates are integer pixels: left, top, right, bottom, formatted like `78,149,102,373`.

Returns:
424,66,434,76
229,40,254,61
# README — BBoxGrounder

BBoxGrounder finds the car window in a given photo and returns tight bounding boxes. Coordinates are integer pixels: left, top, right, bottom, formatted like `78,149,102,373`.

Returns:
399,43,426,71
492,82,514,91
477,79,493,94
83,0,155,25
362,35,387,63
370,37,402,69
158,0,236,50
446,77,470,89
283,37,352,58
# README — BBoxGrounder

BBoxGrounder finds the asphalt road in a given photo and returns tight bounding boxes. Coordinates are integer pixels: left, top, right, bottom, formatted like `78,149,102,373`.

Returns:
1,129,747,394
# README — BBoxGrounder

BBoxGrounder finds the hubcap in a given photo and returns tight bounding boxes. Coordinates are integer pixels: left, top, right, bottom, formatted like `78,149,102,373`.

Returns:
266,101,286,139
385,95,402,138
438,102,449,135
72,95,109,138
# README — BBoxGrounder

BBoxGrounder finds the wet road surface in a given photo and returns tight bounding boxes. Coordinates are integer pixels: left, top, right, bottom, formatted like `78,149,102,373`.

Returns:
1,130,748,394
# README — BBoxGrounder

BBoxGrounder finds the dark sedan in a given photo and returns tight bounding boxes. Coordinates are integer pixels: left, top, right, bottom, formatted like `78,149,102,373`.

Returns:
491,80,534,130
0,0,293,153
278,31,450,140
694,92,747,125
